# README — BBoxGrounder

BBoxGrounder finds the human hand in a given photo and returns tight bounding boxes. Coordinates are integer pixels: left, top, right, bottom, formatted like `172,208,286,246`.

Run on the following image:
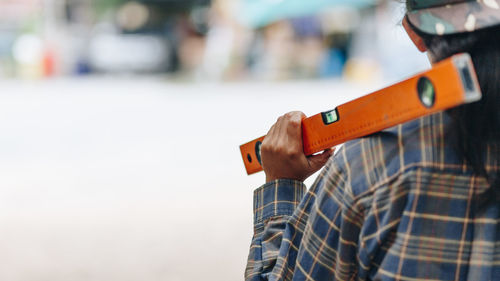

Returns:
261,111,334,183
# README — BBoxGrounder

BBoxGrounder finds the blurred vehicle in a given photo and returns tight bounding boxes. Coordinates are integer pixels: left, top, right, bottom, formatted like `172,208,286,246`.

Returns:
69,0,211,74
88,25,171,73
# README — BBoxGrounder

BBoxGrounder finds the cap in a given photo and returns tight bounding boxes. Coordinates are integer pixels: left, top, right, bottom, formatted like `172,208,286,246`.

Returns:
407,0,500,35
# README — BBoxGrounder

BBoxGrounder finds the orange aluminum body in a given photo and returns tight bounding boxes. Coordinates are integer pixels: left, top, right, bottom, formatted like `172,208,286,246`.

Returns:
240,54,480,175
240,136,266,175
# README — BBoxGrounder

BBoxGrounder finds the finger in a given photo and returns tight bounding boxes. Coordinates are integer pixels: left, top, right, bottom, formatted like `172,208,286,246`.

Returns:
271,114,287,151
284,112,306,151
262,122,276,169
307,149,334,172
264,115,283,142
263,123,277,147
326,147,336,155
273,115,285,148
285,112,305,137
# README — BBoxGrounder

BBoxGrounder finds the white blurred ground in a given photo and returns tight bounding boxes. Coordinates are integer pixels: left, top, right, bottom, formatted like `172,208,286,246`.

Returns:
0,77,380,281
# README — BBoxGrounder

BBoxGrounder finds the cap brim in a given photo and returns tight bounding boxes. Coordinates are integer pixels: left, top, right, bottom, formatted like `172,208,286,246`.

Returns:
407,0,500,35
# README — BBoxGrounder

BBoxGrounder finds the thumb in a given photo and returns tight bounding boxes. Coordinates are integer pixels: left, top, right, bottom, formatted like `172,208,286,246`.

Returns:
307,148,334,172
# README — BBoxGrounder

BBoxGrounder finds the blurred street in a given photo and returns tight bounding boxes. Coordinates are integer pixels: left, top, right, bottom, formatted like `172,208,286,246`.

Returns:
0,78,372,281
0,0,431,279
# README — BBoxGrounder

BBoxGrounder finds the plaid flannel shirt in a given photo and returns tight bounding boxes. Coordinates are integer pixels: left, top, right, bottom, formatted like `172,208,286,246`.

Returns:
245,112,500,281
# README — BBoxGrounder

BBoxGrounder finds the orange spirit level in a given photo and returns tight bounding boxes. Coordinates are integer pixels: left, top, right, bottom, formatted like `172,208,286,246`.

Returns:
240,53,481,175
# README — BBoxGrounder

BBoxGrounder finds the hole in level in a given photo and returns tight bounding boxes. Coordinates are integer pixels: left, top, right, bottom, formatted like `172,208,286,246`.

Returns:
247,154,252,163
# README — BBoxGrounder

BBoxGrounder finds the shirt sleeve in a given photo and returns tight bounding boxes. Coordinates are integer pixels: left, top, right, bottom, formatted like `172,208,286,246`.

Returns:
244,142,376,280
245,179,306,281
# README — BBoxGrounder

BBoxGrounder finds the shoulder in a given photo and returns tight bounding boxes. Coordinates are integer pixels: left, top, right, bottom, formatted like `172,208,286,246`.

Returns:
325,112,455,199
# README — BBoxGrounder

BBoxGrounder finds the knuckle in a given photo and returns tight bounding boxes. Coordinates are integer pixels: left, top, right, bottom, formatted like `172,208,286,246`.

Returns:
261,142,271,153
285,112,304,127
262,141,281,155
290,111,306,118
274,146,284,154
289,118,301,128
286,148,300,157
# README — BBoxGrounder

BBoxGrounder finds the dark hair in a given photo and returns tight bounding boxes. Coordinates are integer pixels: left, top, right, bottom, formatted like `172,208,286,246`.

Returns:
407,20,500,197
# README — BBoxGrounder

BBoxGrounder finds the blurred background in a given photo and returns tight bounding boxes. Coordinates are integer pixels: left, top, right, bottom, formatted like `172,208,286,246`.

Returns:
0,0,429,280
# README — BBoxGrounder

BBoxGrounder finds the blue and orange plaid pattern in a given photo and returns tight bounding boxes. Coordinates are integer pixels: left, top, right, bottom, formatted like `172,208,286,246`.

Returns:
245,112,500,280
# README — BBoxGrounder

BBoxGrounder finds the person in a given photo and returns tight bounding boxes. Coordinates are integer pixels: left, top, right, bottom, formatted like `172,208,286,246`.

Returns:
245,1,500,280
